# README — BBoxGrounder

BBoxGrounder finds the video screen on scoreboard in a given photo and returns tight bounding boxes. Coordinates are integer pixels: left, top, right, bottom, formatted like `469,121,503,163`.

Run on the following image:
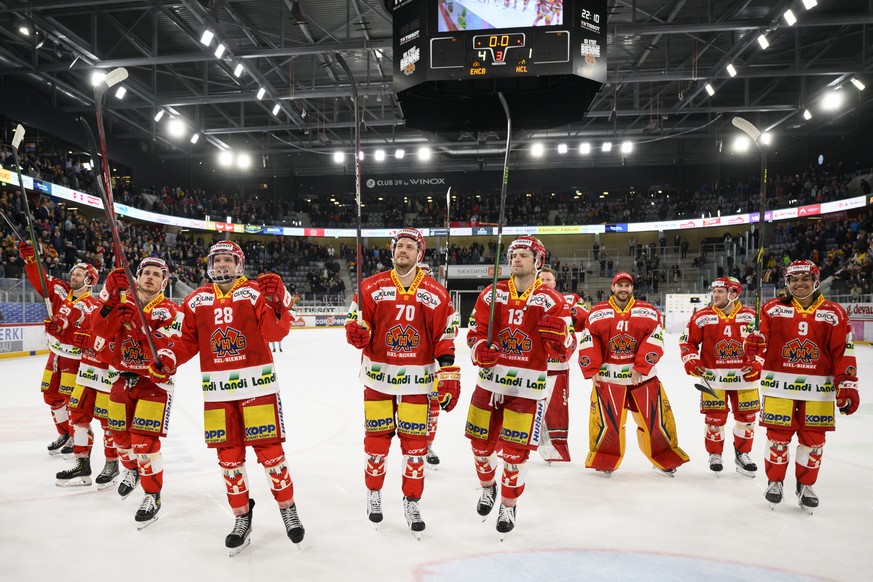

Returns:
437,0,564,33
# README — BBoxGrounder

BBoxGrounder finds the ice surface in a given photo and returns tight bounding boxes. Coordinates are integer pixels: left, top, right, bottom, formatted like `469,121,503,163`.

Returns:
1,329,871,581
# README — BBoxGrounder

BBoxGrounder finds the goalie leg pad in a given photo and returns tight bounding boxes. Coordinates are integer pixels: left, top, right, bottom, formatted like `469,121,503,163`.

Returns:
586,382,629,472
628,378,689,471
795,430,826,486
543,371,570,457
132,434,163,493
765,428,793,483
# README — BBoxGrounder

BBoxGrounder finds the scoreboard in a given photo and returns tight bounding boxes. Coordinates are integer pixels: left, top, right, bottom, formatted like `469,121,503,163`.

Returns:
393,0,607,93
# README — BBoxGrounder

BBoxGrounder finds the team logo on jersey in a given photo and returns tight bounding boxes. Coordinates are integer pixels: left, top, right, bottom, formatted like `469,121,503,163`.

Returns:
495,328,532,355
210,327,247,357
120,338,146,366
578,355,591,368
714,339,744,360
846,365,857,377
385,324,421,352
644,351,658,365
782,339,820,363
608,333,637,356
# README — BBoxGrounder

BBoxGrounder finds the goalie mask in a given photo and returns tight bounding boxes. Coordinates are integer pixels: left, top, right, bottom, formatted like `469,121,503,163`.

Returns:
208,240,246,283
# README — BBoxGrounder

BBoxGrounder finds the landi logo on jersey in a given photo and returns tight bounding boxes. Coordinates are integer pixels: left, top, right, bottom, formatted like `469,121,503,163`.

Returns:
714,339,744,360
210,327,247,357
782,339,820,364
120,338,146,366
608,333,638,356
385,324,421,352
495,328,532,355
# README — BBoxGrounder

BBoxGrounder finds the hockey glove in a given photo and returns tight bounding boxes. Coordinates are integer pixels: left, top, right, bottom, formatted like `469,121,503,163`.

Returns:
682,356,705,378
743,331,767,362
472,340,501,368
115,302,142,329
257,273,290,311
100,268,130,307
43,318,61,336
538,315,569,356
742,357,764,382
73,331,106,352
836,381,860,416
345,321,371,349
18,241,36,264
435,366,461,412
147,348,177,384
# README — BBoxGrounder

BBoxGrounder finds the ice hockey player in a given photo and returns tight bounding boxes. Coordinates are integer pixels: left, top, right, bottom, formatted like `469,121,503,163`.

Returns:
465,236,575,538
679,277,760,476
345,229,460,539
169,240,305,555
94,258,181,528
19,241,100,458
537,265,587,462
578,272,689,476
744,260,859,512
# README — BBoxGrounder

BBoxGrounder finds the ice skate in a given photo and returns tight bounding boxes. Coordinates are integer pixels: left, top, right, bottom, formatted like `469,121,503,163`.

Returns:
708,453,724,474
226,499,254,557
595,469,614,477
47,433,71,456
366,489,383,526
134,492,161,529
56,457,92,487
796,483,819,514
653,465,677,477
403,497,425,540
60,439,75,459
425,444,440,467
477,483,497,520
734,449,757,477
496,504,516,541
280,503,305,546
118,467,140,500
95,460,119,490
765,480,783,508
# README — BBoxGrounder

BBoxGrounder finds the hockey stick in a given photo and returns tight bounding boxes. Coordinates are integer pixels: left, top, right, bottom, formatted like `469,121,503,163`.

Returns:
86,68,160,363
10,124,53,318
486,92,512,347
334,53,363,296
443,186,452,288
0,202,25,242
693,377,719,398
731,116,768,330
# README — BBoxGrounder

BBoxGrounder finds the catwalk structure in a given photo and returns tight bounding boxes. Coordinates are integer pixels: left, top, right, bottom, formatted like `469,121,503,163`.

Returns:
1,328,871,581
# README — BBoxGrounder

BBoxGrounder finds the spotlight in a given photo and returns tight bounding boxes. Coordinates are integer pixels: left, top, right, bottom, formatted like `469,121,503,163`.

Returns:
19,24,30,37
850,78,866,91
90,71,106,87
154,109,165,122
579,143,591,155
272,103,281,116
333,151,345,164
726,63,737,77
236,153,251,169
620,141,633,154
704,83,715,96
200,30,214,45
374,149,386,161
256,87,266,100
602,142,613,152
761,133,772,145
395,148,405,160
214,44,226,58
757,35,770,50
233,63,244,77
822,90,844,111
557,143,568,154
803,109,813,120
732,136,751,153
167,118,185,138
190,134,200,144
115,86,126,99
783,9,797,26
218,151,233,167
802,0,817,10
531,143,544,157
417,146,432,161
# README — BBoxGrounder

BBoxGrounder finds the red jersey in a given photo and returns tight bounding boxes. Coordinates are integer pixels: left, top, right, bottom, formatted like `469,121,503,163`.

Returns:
173,277,293,403
25,264,98,360
467,277,575,400
348,268,457,396
76,302,117,393
101,293,182,392
758,295,857,403
679,302,757,391
548,292,588,372
578,296,664,385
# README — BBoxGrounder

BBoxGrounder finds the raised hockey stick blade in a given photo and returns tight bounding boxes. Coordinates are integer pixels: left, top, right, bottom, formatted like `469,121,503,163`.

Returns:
10,124,53,316
731,116,761,142
486,92,512,347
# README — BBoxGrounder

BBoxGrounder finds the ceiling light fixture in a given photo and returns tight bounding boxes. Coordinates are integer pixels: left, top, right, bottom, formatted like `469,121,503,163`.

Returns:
726,63,737,77
200,30,214,45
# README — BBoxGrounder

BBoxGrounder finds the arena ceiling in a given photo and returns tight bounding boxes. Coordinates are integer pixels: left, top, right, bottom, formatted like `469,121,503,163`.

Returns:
1,0,872,177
